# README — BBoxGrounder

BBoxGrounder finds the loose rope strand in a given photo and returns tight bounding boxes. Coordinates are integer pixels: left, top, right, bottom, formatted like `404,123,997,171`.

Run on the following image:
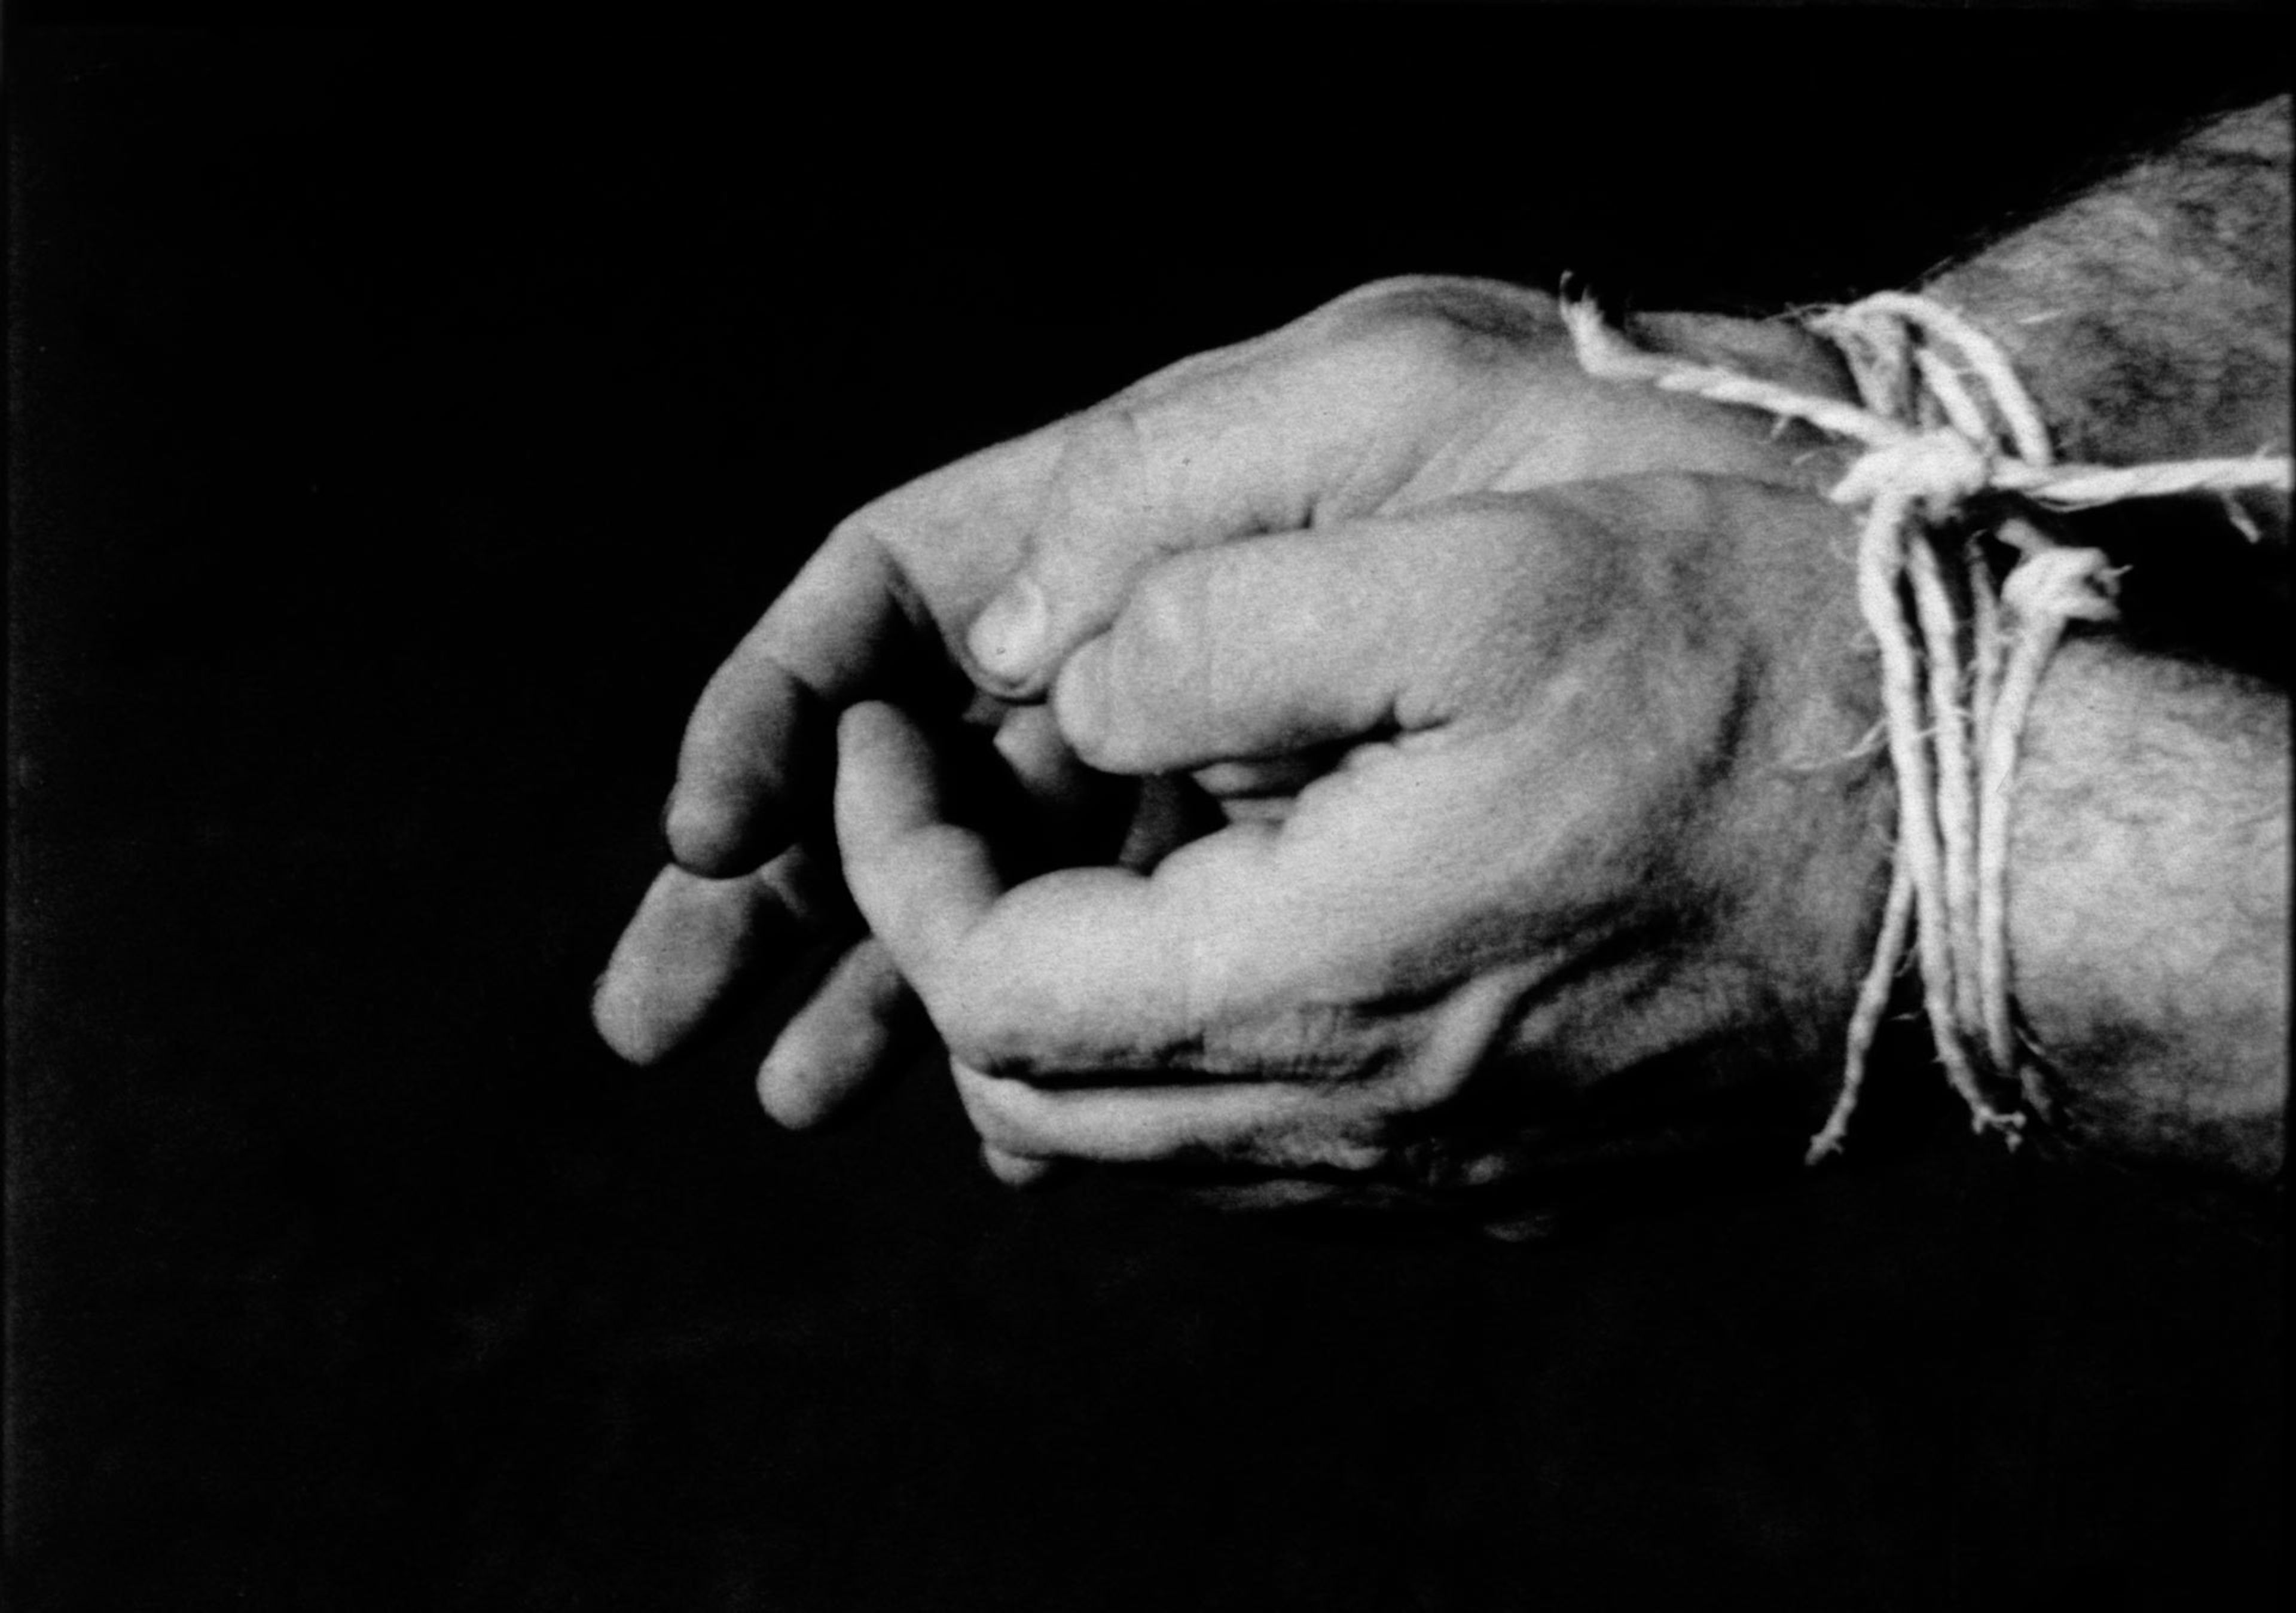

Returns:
1907,537,1986,1040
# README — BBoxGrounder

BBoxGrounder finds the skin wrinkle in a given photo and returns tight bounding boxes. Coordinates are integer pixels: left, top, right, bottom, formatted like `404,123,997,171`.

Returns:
1314,341,1501,523
1348,499,1855,1125
1191,719,1715,1123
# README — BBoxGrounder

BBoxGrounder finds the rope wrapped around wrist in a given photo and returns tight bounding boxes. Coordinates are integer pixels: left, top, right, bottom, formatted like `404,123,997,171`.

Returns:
1559,290,2290,1162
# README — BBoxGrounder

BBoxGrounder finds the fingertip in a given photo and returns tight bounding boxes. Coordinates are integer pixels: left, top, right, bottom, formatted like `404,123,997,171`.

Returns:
592,870,716,1066
756,941,924,1130
755,1055,841,1131
981,1144,1063,1190
590,860,817,1070
1049,637,1112,763
591,962,677,1068
835,697,902,749
832,700,936,849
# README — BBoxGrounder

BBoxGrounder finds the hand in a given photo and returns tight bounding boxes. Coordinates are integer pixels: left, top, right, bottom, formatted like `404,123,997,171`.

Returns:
593,276,1857,1128
835,473,1894,1227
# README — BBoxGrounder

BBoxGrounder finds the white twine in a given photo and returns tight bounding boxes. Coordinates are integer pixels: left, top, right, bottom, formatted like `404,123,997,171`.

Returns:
1561,291,2291,1162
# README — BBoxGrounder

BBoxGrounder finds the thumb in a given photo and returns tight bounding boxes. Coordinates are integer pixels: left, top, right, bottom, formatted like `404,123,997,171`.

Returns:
1047,508,1507,776
961,520,1180,699
957,303,1469,695
960,490,1210,699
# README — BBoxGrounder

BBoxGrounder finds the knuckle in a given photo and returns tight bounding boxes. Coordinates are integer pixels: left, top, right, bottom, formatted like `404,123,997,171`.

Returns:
821,507,875,554
807,511,903,603
1059,402,1156,502
1311,276,1564,374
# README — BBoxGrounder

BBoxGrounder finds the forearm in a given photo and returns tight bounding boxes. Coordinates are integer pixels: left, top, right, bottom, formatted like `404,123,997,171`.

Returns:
2006,637,2285,1186
1923,96,2292,474
1918,97,2291,1184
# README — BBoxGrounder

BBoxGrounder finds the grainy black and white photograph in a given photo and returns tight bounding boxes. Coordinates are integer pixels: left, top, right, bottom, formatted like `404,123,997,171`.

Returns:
7,11,2286,1611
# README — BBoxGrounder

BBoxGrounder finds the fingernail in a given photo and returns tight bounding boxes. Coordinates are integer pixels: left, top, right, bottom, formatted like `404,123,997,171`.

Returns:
967,578,1049,683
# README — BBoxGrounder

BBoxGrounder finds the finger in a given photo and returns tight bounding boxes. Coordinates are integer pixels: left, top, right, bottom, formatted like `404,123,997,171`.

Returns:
980,1144,1064,1189
1114,774,1219,872
1191,751,1339,802
838,700,1181,1061
964,1056,1073,1189
954,1063,1378,1174
674,291,1482,872
838,699,1225,1064
668,535,943,874
991,704,1097,815
665,349,1299,873
1050,510,1509,775
837,700,1395,1077
592,848,852,1067
955,306,1480,697
832,701,1013,1000
992,702,1142,869
756,937,928,1130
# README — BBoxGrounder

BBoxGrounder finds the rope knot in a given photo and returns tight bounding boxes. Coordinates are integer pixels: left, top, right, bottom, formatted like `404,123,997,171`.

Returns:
1831,429,1993,521
1564,285,2288,1165
2002,545,2121,626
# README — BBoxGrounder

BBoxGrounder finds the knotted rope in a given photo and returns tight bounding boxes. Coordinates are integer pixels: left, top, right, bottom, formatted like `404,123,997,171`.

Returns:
1560,290,2289,1162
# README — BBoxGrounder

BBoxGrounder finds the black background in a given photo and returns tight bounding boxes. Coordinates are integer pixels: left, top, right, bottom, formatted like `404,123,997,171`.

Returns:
8,17,2286,1612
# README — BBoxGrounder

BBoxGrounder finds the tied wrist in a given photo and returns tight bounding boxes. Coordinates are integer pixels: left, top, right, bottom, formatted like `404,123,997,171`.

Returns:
1561,288,2290,1162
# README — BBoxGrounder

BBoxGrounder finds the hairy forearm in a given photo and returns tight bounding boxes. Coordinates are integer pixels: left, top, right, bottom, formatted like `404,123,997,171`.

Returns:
1924,95,2292,472
2007,638,2286,1186
1902,97,2291,1186
1581,106,2293,1189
